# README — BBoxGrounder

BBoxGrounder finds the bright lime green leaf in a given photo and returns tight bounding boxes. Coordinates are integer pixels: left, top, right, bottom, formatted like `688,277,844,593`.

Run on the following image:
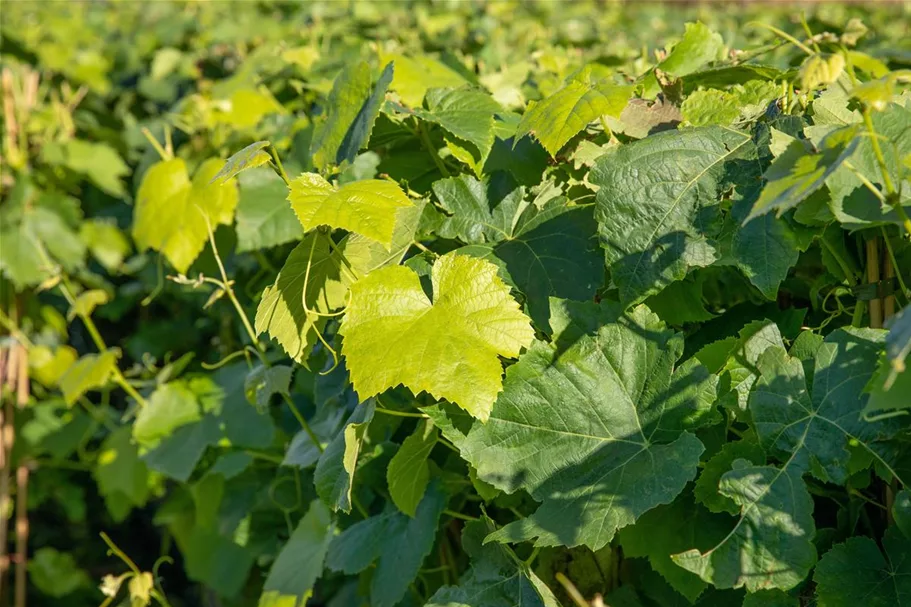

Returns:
288,173,413,248
592,126,754,305
427,305,717,549
214,88,285,129
211,141,271,184
379,52,467,107
29,345,78,387
310,62,393,171
133,157,239,273
340,253,534,421
67,289,109,321
387,419,437,516
30,547,91,597
258,501,334,607
314,401,374,512
412,87,502,161
254,233,350,363
244,364,293,408
750,126,859,220
426,518,560,607
133,381,203,448
657,22,726,77
0,225,50,288
516,68,632,156
81,219,131,271
618,495,731,602
326,483,447,607
59,349,119,405
681,89,740,126
282,46,320,71
813,527,910,606
42,139,129,197
235,167,303,252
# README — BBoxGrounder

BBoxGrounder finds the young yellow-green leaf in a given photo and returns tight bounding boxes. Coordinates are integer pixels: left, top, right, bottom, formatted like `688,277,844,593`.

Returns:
799,54,845,93
128,572,154,607
211,141,271,184
657,21,726,78
288,173,413,249
254,233,351,363
379,52,468,107
813,527,910,606
81,219,131,271
516,68,633,156
132,158,239,273
59,349,119,405
339,253,535,421
29,345,78,388
314,401,374,512
387,420,437,516
133,381,202,448
311,62,393,171
67,289,109,321
681,89,740,126
258,501,334,607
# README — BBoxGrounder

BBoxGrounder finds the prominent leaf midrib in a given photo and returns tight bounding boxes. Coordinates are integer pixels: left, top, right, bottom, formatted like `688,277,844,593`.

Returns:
626,134,752,282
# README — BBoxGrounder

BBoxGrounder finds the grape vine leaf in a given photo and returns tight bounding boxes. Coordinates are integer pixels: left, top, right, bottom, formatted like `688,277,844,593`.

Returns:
516,66,633,156
244,364,293,408
813,527,910,606
693,437,765,515
94,426,150,522
895,489,911,539
426,518,560,607
426,304,717,550
310,62,393,171
433,173,603,330
340,253,534,421
379,53,468,107
235,167,303,252
326,482,447,607
618,494,733,602
657,22,726,78
432,172,526,244
211,141,271,184
822,103,911,227
885,301,911,375
748,126,859,220
411,87,502,161
387,419,437,516
672,460,817,592
59,350,119,405
314,400,375,513
288,173,413,249
258,501,334,607
592,126,754,305
133,380,205,447
254,233,350,364
673,329,906,591
132,158,238,273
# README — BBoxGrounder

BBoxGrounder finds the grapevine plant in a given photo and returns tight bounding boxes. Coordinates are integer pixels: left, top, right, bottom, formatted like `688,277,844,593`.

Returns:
1,2,911,607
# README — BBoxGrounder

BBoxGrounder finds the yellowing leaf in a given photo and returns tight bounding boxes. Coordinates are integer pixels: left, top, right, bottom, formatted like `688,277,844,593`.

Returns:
288,173,412,249
132,158,239,273
339,253,534,420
